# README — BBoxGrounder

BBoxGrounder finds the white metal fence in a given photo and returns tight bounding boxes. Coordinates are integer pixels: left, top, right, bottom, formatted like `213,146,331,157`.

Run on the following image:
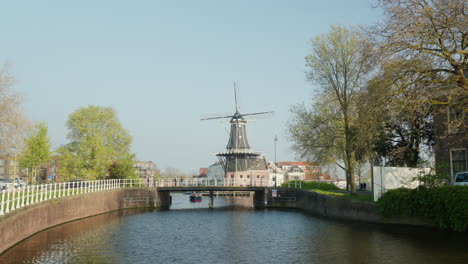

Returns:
0,179,147,216
0,178,272,216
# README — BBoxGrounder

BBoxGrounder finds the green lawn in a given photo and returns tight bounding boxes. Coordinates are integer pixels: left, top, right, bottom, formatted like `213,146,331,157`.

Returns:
312,189,374,202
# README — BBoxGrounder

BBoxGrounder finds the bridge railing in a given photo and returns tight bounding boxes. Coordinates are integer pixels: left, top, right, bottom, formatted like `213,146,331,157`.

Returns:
0,178,271,216
155,178,269,187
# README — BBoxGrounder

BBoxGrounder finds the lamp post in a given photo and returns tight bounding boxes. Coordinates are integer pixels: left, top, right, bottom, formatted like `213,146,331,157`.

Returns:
274,135,278,187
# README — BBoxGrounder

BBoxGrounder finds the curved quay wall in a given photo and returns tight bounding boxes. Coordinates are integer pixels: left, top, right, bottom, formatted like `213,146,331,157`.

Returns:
265,188,435,227
0,186,436,255
0,188,161,254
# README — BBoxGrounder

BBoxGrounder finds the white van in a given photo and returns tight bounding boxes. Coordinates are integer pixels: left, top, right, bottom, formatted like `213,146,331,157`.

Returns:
454,172,468,186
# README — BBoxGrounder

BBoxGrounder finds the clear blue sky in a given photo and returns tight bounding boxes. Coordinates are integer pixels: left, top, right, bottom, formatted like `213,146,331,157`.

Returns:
0,0,382,175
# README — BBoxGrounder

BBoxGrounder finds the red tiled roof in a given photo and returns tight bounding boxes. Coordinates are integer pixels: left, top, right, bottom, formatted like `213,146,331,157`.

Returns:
199,168,208,176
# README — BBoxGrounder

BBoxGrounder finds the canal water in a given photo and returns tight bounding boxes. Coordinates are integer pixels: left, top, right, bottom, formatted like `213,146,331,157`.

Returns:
1,193,466,264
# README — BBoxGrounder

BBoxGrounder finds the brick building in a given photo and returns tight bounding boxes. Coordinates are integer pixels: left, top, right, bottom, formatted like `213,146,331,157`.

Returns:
434,103,467,182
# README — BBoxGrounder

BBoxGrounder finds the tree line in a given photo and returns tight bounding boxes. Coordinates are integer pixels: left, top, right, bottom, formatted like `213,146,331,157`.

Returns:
1,70,137,182
288,0,467,192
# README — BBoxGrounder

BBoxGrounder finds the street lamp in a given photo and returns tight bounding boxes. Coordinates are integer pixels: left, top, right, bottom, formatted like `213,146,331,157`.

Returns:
274,135,278,187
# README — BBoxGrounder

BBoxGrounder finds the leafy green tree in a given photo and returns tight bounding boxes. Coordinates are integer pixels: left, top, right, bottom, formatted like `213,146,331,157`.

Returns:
109,154,137,179
357,58,435,167
19,122,51,183
290,26,375,193
58,105,133,180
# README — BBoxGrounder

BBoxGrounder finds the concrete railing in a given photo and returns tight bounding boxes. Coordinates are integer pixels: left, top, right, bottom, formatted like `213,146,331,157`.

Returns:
0,178,271,216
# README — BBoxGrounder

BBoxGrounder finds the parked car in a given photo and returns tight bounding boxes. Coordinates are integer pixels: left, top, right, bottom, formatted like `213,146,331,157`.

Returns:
454,172,468,186
0,178,14,191
13,178,27,188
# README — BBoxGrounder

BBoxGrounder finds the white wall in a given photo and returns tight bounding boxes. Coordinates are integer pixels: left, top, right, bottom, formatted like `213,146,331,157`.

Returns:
372,166,431,202
207,163,224,181
268,172,285,187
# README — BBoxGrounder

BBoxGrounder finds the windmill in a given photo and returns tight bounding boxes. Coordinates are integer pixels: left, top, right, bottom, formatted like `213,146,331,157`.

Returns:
201,84,273,184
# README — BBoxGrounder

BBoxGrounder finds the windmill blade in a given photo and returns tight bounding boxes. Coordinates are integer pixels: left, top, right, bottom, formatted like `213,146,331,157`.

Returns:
241,111,274,117
234,82,239,112
200,114,234,121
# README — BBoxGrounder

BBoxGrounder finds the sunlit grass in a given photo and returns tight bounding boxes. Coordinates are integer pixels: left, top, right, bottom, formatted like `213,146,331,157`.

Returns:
312,189,373,202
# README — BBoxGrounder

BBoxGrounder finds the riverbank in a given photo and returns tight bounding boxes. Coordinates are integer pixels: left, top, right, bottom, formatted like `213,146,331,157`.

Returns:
0,188,157,254
266,188,435,228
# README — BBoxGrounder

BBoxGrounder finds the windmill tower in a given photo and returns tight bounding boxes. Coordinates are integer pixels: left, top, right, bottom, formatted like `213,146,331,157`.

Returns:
201,84,272,185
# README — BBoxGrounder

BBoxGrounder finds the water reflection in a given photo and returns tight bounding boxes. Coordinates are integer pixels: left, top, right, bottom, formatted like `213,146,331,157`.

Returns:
1,193,467,264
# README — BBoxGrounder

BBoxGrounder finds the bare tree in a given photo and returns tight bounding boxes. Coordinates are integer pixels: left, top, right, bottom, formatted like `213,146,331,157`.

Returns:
375,0,468,105
290,26,376,193
0,64,30,176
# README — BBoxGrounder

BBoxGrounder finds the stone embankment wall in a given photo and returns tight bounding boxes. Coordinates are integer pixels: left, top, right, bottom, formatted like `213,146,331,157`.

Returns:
267,188,434,227
0,188,158,254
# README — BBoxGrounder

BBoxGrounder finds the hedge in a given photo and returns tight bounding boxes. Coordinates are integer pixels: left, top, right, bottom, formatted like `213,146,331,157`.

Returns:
377,186,468,232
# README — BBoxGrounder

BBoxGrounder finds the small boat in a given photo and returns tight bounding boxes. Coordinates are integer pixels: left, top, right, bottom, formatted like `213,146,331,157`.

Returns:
190,193,202,202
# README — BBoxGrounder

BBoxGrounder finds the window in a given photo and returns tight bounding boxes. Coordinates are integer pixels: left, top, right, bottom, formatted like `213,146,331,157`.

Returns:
257,175,260,178
451,149,467,178
240,175,243,178
231,174,234,178
448,107,465,134
247,175,250,178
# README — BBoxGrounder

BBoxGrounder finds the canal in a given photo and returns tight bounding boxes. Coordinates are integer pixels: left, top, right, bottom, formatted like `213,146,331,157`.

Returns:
0,193,466,264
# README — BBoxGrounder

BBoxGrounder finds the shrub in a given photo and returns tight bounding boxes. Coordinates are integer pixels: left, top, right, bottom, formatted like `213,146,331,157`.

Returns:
377,186,468,232
281,180,340,191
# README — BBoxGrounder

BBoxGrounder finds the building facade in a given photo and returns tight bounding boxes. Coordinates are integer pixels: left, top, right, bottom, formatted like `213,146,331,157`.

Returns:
134,161,158,178
434,104,467,182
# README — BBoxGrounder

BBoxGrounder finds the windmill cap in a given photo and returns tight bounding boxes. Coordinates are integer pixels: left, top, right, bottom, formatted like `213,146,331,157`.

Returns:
230,110,247,123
